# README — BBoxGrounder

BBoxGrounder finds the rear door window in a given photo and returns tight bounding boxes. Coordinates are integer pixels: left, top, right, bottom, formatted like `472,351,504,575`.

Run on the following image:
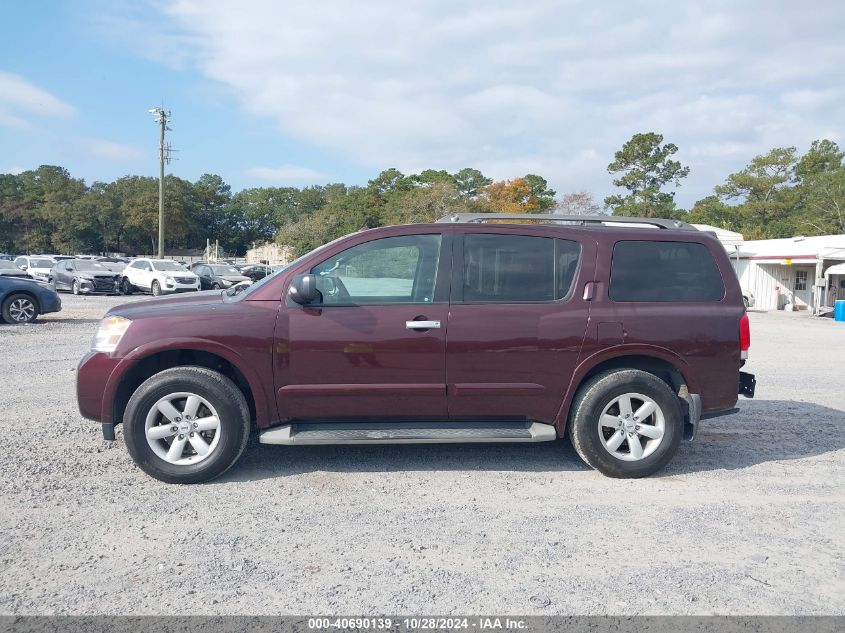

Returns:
609,240,725,302
460,234,579,303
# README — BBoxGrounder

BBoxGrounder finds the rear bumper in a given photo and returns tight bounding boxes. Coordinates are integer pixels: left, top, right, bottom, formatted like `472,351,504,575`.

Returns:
739,371,756,398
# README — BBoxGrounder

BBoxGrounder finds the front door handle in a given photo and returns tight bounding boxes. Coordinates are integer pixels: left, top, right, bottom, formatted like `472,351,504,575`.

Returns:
406,320,441,330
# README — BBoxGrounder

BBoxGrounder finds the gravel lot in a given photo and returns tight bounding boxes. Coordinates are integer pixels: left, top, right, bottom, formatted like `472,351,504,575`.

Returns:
1,295,843,615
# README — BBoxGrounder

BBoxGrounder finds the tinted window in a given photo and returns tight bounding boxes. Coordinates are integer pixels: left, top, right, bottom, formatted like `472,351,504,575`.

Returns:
75,260,108,271
609,241,725,302
462,234,557,302
311,234,441,305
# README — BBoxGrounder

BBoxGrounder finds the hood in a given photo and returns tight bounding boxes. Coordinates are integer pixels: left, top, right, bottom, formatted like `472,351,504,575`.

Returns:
110,291,223,320
221,275,250,283
0,270,31,277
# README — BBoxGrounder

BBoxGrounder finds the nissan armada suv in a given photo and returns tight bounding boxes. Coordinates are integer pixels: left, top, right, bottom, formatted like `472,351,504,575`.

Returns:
76,214,755,483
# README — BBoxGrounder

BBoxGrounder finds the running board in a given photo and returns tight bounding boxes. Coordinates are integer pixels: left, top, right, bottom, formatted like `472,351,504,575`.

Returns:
259,421,557,445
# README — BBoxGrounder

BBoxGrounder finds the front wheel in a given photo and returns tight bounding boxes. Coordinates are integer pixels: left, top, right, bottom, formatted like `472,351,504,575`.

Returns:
72,279,80,295
151,280,162,296
567,369,683,478
2,293,39,324
123,367,251,483
121,278,133,295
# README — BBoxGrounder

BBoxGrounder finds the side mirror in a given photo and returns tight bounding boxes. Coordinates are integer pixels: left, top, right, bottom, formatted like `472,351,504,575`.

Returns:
289,274,320,304
20,265,27,270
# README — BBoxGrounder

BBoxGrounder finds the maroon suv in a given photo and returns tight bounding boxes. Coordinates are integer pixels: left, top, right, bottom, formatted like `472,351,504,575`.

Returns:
77,214,755,483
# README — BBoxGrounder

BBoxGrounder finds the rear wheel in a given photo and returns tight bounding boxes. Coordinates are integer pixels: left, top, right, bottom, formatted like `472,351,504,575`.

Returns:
2,293,39,324
568,369,682,478
123,367,251,484
151,280,162,296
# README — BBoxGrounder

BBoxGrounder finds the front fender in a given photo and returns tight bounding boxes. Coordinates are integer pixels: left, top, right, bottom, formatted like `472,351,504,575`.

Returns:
103,337,272,426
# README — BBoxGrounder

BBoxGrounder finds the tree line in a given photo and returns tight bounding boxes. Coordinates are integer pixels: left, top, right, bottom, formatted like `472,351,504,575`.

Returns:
1,133,843,258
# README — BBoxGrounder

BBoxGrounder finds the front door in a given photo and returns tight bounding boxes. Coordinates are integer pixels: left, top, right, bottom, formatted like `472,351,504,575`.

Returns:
278,232,451,420
446,229,595,423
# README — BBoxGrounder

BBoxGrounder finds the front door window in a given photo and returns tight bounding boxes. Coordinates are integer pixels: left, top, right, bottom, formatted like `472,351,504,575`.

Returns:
311,234,442,305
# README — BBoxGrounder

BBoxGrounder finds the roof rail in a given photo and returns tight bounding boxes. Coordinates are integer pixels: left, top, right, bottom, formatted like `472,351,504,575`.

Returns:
435,213,697,231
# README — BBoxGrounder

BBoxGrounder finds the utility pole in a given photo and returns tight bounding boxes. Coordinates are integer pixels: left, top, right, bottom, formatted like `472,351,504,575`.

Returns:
148,107,173,258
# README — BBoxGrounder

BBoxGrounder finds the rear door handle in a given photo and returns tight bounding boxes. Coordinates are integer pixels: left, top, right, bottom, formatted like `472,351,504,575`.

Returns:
406,320,441,330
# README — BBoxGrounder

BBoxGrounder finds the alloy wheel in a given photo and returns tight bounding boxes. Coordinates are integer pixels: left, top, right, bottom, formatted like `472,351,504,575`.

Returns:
144,392,221,466
598,392,665,461
8,297,36,322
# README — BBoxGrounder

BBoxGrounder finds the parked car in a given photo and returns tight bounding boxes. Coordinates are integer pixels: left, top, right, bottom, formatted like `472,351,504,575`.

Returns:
13,255,56,282
0,260,34,278
121,259,200,296
192,263,251,290
77,213,756,484
0,253,14,261
50,259,121,294
742,290,755,308
0,276,61,324
237,264,271,282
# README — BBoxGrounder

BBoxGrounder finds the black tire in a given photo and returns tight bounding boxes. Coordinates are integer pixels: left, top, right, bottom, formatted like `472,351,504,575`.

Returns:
123,367,251,484
151,280,161,296
49,278,57,291
2,293,40,324
121,278,133,295
567,369,683,478
72,279,80,295
212,283,221,290
743,296,750,308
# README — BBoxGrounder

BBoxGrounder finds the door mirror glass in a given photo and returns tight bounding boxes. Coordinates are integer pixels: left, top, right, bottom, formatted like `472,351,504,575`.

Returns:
289,274,320,304
20,265,27,270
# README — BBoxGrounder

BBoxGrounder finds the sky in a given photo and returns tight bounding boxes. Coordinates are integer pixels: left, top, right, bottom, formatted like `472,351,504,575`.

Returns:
1,0,844,208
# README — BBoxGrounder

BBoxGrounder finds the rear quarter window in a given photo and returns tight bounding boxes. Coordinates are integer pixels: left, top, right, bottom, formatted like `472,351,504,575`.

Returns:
609,240,725,302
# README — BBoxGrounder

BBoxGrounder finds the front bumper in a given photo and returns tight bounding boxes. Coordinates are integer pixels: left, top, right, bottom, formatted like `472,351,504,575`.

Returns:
78,278,119,294
162,281,200,293
77,351,122,425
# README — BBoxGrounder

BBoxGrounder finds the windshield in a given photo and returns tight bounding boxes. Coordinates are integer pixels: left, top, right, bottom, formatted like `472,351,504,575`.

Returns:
210,265,242,276
152,260,188,272
31,259,54,268
75,260,108,271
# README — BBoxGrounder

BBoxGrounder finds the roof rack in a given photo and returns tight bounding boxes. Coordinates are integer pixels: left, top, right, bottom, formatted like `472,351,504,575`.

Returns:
435,213,696,231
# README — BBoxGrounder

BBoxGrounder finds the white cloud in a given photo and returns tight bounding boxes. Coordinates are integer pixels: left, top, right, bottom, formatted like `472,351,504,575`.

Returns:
246,165,327,183
79,137,145,162
0,71,76,128
129,1,845,206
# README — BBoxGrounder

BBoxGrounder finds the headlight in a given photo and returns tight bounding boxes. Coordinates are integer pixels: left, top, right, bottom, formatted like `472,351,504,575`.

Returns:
92,316,131,353
220,279,233,287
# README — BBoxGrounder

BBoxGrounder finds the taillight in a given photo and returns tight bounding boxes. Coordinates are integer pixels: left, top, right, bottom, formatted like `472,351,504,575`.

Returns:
739,313,750,359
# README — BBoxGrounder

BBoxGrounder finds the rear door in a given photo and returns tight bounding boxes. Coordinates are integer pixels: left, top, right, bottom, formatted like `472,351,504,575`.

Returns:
446,228,595,423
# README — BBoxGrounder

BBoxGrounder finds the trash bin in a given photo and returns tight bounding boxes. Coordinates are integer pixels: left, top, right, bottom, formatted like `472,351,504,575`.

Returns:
835,300,845,322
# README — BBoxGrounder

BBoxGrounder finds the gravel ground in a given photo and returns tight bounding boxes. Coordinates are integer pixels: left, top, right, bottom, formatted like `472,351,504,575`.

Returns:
0,295,843,615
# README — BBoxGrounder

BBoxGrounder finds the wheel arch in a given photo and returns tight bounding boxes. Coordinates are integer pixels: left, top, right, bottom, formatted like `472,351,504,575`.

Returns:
555,348,696,432
2,289,42,313
110,346,265,428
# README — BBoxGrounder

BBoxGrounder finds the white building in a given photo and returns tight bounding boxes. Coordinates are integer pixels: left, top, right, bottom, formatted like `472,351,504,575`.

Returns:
245,242,294,266
731,234,845,312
